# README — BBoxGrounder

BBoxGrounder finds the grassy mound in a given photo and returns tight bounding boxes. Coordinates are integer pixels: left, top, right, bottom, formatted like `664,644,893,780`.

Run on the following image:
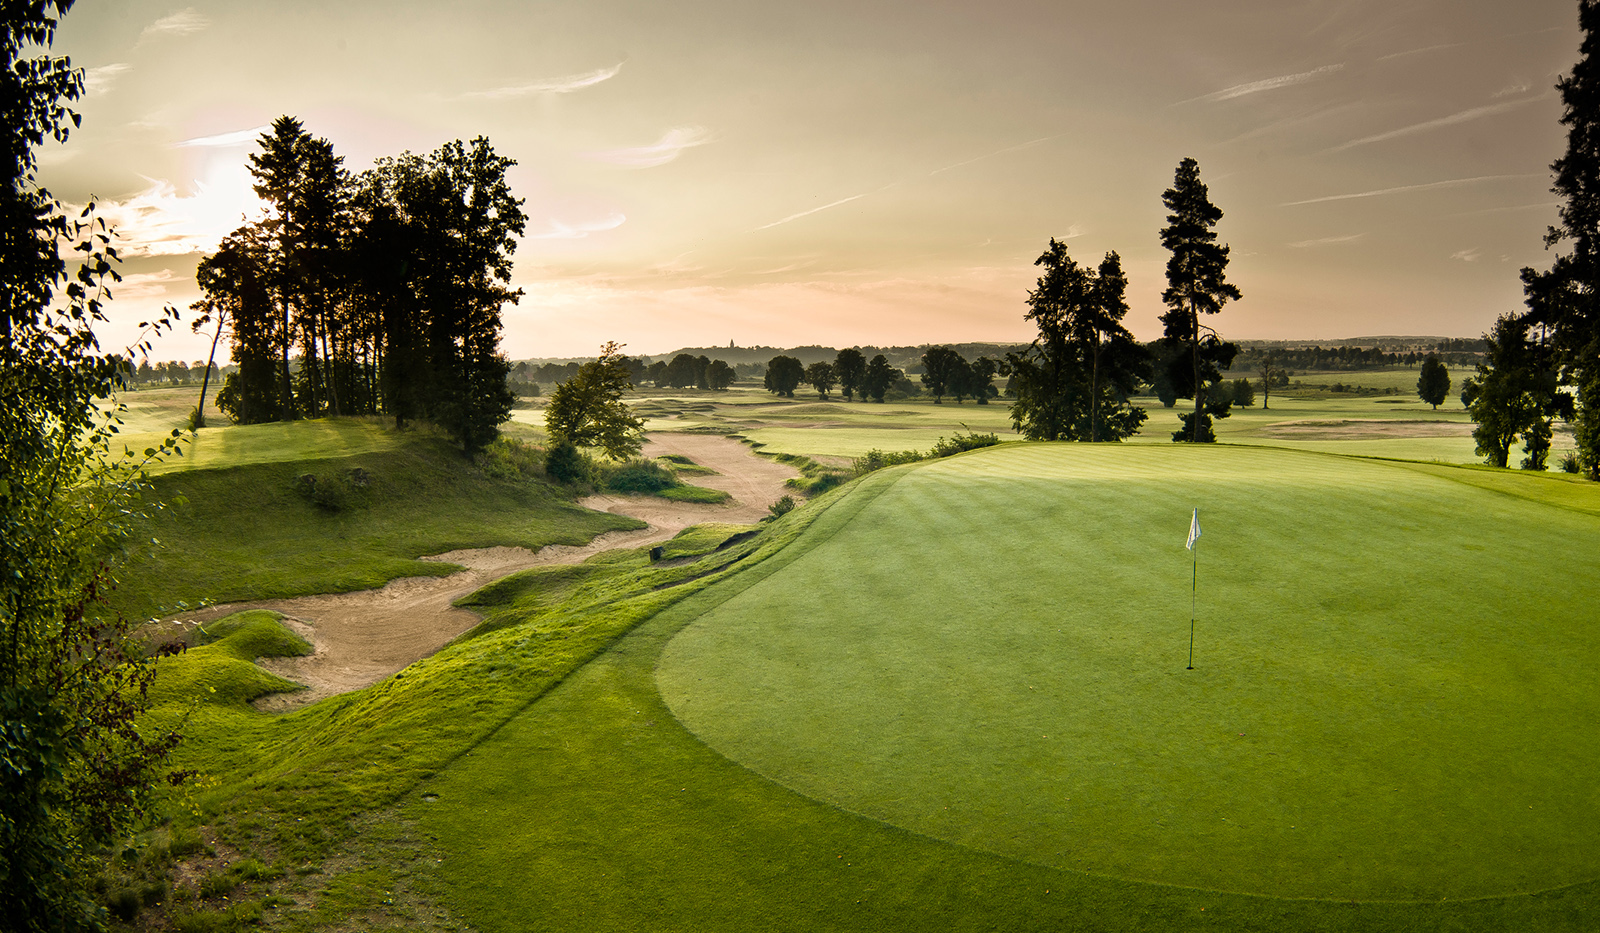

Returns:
114,434,642,620
658,443,1600,901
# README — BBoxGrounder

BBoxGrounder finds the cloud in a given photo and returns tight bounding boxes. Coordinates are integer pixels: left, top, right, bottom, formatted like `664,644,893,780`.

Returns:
1181,64,1344,105
753,192,872,231
529,213,626,239
140,8,208,41
1451,248,1482,262
1493,80,1534,99
1288,233,1365,248
589,126,710,168
1376,42,1465,63
175,125,271,149
1281,173,1543,206
85,156,265,258
1330,95,1546,151
115,269,180,300
465,63,623,99
84,63,131,96
928,134,1065,175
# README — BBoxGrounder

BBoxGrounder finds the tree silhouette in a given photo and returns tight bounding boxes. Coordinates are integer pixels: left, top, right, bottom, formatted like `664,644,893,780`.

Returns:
1416,353,1451,410
1159,158,1241,443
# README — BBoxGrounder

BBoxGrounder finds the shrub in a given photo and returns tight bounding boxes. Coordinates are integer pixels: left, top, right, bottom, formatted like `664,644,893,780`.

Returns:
929,429,1001,458
544,440,590,484
475,437,544,481
765,495,796,520
293,467,372,511
600,458,676,493
1559,451,1581,474
852,448,924,475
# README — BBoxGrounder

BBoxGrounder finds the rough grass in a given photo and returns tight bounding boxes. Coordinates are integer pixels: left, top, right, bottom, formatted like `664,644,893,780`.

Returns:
113,435,642,620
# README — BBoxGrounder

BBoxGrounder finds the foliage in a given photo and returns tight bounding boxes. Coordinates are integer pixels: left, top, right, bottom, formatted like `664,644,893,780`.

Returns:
196,119,525,453
1229,376,1255,408
1159,158,1241,443
763,355,804,397
918,346,965,403
833,348,866,401
862,354,899,403
598,458,677,493
802,360,836,398
765,495,796,519
1,4,187,928
1007,241,1149,440
544,342,645,460
1416,353,1451,409
292,467,372,511
474,436,545,482
851,448,925,474
928,428,1001,458
1462,314,1568,469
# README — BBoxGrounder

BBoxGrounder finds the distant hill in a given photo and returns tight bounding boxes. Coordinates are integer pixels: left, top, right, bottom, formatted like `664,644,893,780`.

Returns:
517,342,1030,370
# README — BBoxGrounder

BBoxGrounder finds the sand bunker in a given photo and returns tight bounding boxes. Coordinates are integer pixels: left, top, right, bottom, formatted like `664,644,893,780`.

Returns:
178,434,797,712
1258,419,1476,441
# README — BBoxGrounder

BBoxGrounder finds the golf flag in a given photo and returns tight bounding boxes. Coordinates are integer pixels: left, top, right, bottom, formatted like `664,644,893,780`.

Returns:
1186,508,1201,551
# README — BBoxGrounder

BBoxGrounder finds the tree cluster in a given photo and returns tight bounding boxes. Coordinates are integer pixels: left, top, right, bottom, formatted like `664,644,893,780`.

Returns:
765,349,902,401
644,353,737,390
920,346,998,404
195,116,526,453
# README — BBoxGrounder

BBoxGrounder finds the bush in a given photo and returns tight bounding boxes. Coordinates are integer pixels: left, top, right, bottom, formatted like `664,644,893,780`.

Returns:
929,429,1001,458
600,458,677,493
293,467,372,511
475,437,544,481
544,440,590,484
853,448,924,475
1559,451,1581,474
765,495,796,520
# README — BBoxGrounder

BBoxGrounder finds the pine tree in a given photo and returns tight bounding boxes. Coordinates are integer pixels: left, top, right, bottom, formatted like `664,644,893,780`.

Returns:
1158,158,1241,443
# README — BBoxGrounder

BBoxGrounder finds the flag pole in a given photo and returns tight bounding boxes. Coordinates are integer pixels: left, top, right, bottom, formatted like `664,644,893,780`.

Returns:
1185,507,1200,670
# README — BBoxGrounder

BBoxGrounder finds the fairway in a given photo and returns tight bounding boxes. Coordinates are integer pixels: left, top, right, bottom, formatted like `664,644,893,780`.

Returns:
657,443,1600,901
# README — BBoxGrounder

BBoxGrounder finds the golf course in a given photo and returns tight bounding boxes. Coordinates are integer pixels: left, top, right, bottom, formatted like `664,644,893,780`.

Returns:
101,376,1600,933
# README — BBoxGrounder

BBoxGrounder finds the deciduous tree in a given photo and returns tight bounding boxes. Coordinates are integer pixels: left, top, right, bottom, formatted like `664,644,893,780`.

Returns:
863,354,898,402
1416,353,1451,409
764,355,804,397
544,342,644,460
834,348,866,401
920,345,964,403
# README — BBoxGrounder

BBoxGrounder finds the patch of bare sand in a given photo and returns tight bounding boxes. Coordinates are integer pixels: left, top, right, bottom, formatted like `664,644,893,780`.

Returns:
1259,419,1475,441
177,434,798,712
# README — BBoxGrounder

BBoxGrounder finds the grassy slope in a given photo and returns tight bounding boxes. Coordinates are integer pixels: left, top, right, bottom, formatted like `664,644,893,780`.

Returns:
114,432,641,620
412,445,1600,931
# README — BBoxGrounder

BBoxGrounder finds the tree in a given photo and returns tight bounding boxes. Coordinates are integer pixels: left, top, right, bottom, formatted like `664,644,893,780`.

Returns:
863,354,899,402
834,348,866,401
1462,315,1558,468
665,353,702,389
1159,158,1241,443
764,355,804,397
1006,239,1149,441
920,346,964,403
706,359,736,390
1230,377,1255,408
544,342,644,460
3,4,185,927
804,361,837,398
1416,353,1451,409
1257,352,1282,410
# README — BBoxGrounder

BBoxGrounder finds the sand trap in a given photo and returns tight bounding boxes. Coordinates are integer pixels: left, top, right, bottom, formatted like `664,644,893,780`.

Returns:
175,435,798,712
1259,419,1476,441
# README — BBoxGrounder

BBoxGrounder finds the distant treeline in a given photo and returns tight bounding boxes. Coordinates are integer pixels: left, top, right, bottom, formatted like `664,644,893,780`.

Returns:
1227,344,1483,373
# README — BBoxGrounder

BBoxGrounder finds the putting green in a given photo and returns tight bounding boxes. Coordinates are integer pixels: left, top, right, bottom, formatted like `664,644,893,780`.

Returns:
657,443,1600,901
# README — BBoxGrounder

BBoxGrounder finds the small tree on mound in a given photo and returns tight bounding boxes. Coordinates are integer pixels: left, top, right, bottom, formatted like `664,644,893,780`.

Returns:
545,342,644,460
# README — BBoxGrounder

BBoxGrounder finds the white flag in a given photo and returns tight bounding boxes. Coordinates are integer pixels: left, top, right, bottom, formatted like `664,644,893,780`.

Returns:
1186,508,1201,551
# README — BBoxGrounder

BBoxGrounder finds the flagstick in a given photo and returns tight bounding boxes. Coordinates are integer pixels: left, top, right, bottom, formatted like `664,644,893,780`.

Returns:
1187,539,1196,670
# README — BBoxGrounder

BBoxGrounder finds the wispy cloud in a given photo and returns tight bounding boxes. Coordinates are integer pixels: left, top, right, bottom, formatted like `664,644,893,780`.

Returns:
84,63,131,96
1493,80,1534,99
174,125,271,149
754,192,873,232
1288,233,1365,248
84,174,263,258
1281,174,1542,207
589,126,710,168
1451,248,1482,262
465,63,623,100
1330,95,1546,151
1181,64,1344,105
140,8,208,41
116,269,181,300
530,213,626,239
929,134,1065,175
1376,42,1465,63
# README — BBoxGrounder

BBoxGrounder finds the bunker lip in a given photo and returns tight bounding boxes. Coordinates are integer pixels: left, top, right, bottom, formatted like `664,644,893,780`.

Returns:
167,433,797,712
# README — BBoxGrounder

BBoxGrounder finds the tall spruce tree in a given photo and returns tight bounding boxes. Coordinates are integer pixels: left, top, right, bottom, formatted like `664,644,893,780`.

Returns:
1537,0,1600,477
1159,158,1241,443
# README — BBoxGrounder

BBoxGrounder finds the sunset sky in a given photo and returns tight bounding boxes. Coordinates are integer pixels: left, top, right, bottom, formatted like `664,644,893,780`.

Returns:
41,0,1583,361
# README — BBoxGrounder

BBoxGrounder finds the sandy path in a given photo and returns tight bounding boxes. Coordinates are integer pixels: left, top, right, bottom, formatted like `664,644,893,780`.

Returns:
181,435,797,712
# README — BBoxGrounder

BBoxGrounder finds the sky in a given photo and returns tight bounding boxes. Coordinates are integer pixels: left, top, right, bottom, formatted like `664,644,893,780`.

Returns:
36,0,1586,361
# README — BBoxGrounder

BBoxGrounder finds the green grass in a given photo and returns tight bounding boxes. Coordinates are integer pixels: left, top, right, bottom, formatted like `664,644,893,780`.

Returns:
115,433,641,620
658,483,732,503
658,444,1600,902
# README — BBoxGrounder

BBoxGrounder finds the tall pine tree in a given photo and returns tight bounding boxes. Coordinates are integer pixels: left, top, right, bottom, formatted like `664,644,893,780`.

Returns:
1158,158,1241,443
